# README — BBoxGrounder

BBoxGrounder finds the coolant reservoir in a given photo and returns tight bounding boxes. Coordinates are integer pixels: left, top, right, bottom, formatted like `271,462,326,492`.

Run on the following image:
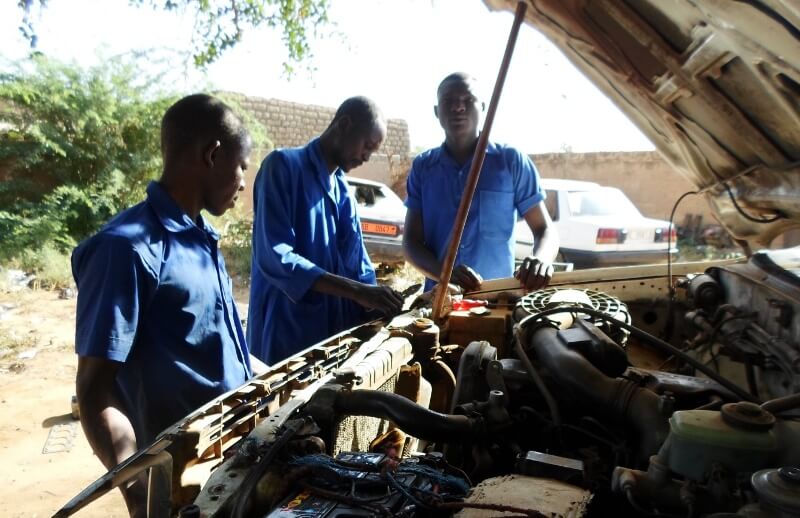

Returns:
666,404,778,481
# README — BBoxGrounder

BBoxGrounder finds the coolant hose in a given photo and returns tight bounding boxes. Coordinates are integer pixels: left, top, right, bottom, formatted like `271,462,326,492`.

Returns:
519,306,758,403
513,336,562,426
761,393,800,414
527,326,668,459
333,389,484,442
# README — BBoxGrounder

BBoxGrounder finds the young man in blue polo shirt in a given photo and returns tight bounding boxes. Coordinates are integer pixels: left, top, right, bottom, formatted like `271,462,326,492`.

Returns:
72,94,260,516
248,97,404,366
403,72,559,292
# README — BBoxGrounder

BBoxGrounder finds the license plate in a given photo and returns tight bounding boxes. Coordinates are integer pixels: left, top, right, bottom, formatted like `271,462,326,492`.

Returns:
361,221,398,236
628,229,651,241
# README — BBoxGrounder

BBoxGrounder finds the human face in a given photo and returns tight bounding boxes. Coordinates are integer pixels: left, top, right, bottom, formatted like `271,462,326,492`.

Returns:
336,122,386,173
205,140,250,216
435,79,482,140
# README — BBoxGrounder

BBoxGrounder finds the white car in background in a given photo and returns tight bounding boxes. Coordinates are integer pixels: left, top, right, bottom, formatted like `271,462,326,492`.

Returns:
346,177,407,265
516,179,676,268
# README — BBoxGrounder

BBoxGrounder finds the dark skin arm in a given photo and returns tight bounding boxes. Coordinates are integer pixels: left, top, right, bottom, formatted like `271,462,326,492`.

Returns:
515,202,559,290
402,209,482,291
312,272,404,315
76,356,146,518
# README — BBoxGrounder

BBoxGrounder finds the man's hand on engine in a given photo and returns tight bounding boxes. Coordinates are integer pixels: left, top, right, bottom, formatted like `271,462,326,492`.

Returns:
451,264,483,292
515,256,553,291
357,284,405,316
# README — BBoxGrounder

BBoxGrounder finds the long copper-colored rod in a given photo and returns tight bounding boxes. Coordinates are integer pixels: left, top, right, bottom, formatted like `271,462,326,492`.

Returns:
432,0,529,321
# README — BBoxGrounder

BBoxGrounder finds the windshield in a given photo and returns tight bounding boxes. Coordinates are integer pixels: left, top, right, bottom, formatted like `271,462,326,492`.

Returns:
567,188,642,217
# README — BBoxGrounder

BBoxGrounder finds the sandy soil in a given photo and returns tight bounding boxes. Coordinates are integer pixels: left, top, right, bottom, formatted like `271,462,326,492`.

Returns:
0,289,128,517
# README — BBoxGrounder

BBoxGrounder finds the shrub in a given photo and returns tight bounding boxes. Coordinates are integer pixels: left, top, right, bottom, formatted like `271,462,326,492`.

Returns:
11,244,74,289
0,55,175,262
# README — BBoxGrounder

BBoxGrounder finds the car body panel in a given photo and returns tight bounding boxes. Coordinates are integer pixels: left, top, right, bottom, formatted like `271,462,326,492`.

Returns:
485,0,800,250
516,179,675,266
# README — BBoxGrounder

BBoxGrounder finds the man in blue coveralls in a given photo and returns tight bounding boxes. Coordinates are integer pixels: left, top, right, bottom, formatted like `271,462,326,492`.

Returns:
403,72,559,292
72,94,259,516
248,96,404,366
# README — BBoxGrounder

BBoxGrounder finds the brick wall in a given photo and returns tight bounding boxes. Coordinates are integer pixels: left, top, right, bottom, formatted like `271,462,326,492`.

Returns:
230,94,413,214
231,94,410,157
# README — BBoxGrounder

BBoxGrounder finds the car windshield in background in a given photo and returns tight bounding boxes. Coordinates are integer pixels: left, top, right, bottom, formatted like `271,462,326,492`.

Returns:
347,183,404,211
567,188,642,218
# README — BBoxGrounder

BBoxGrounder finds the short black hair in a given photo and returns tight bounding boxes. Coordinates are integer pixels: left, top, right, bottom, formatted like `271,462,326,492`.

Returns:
437,72,479,98
161,94,250,159
331,96,385,133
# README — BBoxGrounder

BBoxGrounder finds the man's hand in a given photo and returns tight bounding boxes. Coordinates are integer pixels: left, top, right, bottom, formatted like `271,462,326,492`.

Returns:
451,264,483,292
515,256,553,291
354,284,405,315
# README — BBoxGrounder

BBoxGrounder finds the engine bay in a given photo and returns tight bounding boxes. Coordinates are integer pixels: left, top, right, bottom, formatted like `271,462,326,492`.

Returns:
55,251,800,517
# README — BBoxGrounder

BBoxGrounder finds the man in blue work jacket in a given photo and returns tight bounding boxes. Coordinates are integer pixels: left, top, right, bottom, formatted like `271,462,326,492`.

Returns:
72,94,261,516
248,96,404,365
403,72,559,293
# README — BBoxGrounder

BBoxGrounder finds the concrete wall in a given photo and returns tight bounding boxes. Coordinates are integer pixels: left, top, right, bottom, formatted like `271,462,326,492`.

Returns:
530,151,717,227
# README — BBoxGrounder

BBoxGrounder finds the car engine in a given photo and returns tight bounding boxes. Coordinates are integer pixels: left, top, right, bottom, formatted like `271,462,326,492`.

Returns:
54,253,800,518
143,252,794,518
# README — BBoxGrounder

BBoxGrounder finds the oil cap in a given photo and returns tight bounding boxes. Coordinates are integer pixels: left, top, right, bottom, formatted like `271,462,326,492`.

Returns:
721,402,776,431
779,467,800,484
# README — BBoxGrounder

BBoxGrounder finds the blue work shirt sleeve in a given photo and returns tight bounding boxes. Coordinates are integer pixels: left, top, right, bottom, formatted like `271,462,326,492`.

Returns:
253,152,326,303
511,148,546,215
72,235,158,363
404,160,423,212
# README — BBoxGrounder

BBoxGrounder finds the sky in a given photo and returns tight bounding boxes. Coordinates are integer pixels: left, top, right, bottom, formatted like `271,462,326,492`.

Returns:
0,0,654,154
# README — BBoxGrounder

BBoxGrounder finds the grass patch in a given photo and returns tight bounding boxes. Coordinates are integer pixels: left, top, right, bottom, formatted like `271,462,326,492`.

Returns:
6,245,73,290
0,327,38,357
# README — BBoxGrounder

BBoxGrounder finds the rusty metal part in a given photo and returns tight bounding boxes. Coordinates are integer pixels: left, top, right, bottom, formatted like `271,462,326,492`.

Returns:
447,474,591,517
721,402,776,431
428,359,457,414
432,0,528,321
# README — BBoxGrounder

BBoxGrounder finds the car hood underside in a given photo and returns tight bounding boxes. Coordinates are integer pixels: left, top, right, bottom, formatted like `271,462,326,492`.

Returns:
485,0,800,250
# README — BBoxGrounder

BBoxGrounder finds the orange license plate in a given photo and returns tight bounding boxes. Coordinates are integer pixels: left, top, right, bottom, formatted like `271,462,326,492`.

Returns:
361,221,397,236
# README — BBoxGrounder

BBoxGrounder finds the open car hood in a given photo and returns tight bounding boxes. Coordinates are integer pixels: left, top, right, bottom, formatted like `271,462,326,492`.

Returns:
485,0,800,249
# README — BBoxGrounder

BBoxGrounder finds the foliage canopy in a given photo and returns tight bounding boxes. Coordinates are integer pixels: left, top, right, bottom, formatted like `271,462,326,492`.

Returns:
0,55,175,261
17,0,331,72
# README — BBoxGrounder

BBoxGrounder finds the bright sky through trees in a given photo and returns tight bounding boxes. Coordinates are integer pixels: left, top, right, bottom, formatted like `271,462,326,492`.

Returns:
1,0,654,154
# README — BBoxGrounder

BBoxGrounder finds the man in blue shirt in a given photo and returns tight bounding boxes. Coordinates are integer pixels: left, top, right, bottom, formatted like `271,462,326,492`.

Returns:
73,94,259,516
248,97,404,365
403,72,559,292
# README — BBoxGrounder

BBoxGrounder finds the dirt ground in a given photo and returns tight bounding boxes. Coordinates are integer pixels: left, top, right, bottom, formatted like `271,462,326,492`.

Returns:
0,288,129,517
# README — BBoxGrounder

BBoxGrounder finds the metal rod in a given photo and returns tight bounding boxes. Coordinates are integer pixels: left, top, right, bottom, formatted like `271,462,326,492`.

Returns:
432,0,529,321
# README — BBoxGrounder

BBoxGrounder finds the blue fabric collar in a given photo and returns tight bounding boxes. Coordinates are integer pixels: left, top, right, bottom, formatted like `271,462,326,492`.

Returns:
308,137,343,183
307,137,343,207
145,181,219,240
433,139,500,167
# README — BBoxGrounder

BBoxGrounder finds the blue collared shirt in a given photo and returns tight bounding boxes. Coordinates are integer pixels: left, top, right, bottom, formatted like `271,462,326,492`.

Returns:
406,142,545,290
72,181,252,445
248,138,376,365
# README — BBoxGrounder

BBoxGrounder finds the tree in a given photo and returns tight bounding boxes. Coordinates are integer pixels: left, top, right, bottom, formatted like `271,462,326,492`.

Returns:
17,0,331,72
0,55,175,259
0,54,270,263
